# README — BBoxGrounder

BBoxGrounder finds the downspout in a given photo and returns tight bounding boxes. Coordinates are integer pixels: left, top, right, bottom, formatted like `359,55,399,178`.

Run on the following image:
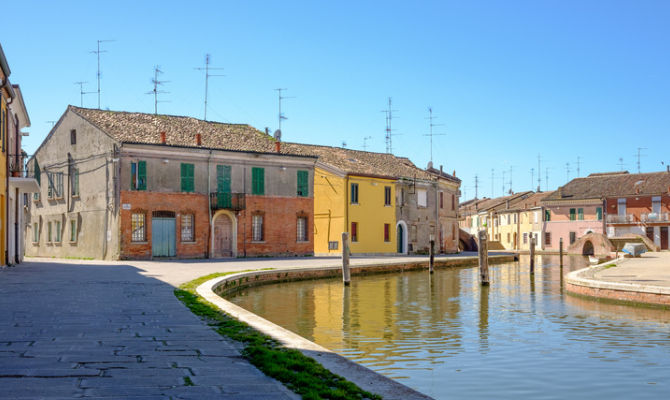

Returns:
344,174,349,248
14,115,19,263
5,96,12,265
434,179,440,252
206,150,212,258
243,166,246,257
102,155,109,259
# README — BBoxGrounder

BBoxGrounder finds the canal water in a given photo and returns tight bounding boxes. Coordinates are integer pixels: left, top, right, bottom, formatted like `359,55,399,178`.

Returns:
227,255,670,399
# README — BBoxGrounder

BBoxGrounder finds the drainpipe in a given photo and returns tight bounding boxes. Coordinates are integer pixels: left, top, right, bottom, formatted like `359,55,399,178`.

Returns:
434,179,440,253
207,150,212,258
13,114,19,263
344,175,349,248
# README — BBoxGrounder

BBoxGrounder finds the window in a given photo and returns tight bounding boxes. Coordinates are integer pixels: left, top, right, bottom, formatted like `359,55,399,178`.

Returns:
507,232,510,243
252,167,265,195
71,168,79,197
252,214,264,241
297,216,308,242
328,241,339,250
439,192,444,209
350,183,359,204
70,129,77,145
131,213,146,242
181,214,194,242
384,186,392,206
417,189,427,207
384,223,390,242
47,172,64,199
297,170,309,197
523,232,528,244
33,222,39,243
569,208,576,221
70,220,77,242
55,221,61,243
410,225,418,242
181,163,195,192
47,222,52,242
33,160,41,201
577,208,583,220
452,194,455,211
545,232,551,246
545,209,551,222
569,231,576,244
351,222,358,242
131,161,147,190
596,207,602,221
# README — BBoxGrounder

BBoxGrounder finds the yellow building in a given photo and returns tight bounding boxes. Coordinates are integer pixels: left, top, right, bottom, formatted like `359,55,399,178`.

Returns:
283,143,398,255
0,44,13,265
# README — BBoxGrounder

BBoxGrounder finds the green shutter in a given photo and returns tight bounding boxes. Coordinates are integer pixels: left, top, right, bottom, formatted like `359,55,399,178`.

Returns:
578,208,584,220
181,163,194,192
297,170,308,197
138,161,147,190
34,160,41,186
217,165,232,208
252,167,264,195
569,208,576,221
596,207,602,221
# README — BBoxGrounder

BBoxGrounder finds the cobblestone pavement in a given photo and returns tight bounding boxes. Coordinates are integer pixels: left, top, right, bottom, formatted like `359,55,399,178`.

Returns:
0,261,299,399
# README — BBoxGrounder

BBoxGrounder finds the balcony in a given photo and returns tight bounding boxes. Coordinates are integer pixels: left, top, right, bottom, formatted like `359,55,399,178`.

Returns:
641,212,670,223
606,214,634,224
210,192,245,211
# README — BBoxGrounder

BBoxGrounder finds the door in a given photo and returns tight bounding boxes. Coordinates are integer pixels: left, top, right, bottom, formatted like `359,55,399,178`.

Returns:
646,227,654,242
214,214,233,257
152,212,176,257
661,227,668,250
397,224,404,253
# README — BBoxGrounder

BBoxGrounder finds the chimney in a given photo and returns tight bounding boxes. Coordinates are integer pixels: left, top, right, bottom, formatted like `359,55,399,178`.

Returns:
196,133,202,146
275,141,281,153
453,170,456,177
160,131,166,144
667,165,669,173
506,200,510,209
265,127,270,135
440,165,443,174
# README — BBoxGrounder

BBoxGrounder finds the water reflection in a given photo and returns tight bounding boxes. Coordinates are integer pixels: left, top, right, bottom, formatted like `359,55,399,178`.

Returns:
229,255,670,399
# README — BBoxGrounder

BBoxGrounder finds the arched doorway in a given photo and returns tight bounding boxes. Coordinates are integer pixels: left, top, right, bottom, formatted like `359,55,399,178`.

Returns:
396,221,408,254
212,211,237,258
582,240,594,256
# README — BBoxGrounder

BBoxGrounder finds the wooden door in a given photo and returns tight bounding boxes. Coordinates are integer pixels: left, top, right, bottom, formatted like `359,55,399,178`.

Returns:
214,214,233,257
152,217,176,257
661,227,668,250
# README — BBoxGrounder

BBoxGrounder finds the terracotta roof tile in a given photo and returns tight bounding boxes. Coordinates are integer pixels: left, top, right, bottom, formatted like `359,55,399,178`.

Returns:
544,171,670,201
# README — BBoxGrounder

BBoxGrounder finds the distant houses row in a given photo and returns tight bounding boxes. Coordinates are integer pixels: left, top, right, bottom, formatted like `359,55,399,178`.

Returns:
24,106,461,260
460,171,670,252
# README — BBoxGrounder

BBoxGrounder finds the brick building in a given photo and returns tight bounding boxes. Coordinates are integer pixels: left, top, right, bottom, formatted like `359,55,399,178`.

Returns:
25,106,316,260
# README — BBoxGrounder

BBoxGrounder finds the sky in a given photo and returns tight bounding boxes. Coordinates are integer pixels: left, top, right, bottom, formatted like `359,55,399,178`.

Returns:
3,1,670,200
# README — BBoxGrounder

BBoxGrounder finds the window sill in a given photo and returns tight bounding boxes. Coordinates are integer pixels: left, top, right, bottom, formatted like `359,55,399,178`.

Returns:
296,240,310,243
131,241,148,244
32,242,39,246
46,242,53,246
72,195,80,199
69,241,77,245
182,241,197,244
54,242,62,246
251,240,266,244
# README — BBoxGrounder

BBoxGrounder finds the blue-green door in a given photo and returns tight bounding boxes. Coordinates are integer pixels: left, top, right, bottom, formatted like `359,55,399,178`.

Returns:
397,224,404,253
152,217,176,257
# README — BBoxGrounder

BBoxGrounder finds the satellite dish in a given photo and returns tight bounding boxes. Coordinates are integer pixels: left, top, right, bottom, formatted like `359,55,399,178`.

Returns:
273,129,282,142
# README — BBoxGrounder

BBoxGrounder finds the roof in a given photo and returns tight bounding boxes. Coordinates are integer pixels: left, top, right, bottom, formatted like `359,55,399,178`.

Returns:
70,106,280,153
505,191,555,211
426,166,461,183
544,171,670,202
459,192,535,215
70,106,433,180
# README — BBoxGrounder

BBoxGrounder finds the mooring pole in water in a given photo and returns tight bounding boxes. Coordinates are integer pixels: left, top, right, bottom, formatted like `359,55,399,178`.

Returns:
478,230,489,286
341,232,351,286
530,236,536,275
559,237,564,267
429,235,435,274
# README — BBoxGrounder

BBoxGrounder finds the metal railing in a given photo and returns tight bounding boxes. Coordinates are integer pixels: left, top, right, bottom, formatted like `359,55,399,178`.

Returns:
606,214,634,223
641,212,669,223
210,192,245,211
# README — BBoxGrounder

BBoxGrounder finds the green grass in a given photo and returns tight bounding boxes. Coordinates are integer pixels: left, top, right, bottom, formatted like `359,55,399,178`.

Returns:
602,263,618,269
175,271,382,400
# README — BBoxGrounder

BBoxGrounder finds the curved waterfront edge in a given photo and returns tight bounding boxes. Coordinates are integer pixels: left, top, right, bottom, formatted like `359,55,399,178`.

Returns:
565,258,670,308
196,255,516,400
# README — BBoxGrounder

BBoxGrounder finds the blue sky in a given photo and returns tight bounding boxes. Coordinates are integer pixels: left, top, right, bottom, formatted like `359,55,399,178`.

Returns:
3,1,670,200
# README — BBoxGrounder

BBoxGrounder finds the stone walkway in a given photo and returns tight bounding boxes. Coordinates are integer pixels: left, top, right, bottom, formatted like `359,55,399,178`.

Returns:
593,251,670,287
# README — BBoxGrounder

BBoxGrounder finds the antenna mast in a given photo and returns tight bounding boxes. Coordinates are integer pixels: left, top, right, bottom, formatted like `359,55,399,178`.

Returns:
275,88,295,134
491,169,495,198
194,54,224,121
545,167,550,191
618,157,625,171
423,107,445,163
537,154,542,191
565,162,570,182
576,156,581,177
474,174,479,199
502,170,506,195
90,39,114,109
382,97,398,154
530,168,534,191
362,136,372,151
73,81,94,107
508,165,513,193
635,147,646,173
146,66,169,115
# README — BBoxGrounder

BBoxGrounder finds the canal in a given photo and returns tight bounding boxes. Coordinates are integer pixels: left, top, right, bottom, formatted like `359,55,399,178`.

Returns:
227,255,670,399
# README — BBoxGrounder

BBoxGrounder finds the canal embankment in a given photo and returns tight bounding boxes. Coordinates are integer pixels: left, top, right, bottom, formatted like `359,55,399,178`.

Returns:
566,252,670,307
196,253,516,400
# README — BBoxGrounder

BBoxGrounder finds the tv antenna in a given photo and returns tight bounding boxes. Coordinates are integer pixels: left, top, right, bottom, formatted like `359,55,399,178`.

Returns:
508,165,514,194
73,81,95,107
275,88,295,135
423,107,445,163
617,157,625,171
537,154,542,191
565,162,570,182
502,170,506,195
530,168,534,191
474,174,479,199
194,54,225,121
491,168,495,197
341,141,347,148
146,66,170,115
381,97,399,154
576,156,581,177
362,136,373,151
545,167,550,191
90,39,115,109
635,147,646,173
46,121,57,128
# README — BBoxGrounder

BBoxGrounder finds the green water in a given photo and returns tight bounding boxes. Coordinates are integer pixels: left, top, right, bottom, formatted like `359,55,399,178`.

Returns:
228,255,670,399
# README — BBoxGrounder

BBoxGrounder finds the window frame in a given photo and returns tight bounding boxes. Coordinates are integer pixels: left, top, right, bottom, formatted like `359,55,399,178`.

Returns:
252,214,264,242
350,183,359,204
296,216,308,242
33,222,39,243
131,212,147,242
351,222,358,242
384,186,392,206
384,223,390,242
55,220,62,243
596,207,602,221
70,219,77,243
131,160,147,191
70,129,77,145
577,208,584,220
71,168,80,197
569,208,576,221
417,189,427,208
181,214,195,242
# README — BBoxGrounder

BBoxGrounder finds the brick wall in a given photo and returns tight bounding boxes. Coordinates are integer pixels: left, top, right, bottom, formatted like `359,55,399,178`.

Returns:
120,191,209,259
567,282,670,307
238,195,313,257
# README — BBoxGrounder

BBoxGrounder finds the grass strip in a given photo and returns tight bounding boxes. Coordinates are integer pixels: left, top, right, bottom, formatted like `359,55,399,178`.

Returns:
175,271,382,400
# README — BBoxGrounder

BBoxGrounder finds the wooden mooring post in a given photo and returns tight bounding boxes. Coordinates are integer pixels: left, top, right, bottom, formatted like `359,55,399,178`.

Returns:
529,236,536,275
341,232,351,286
559,237,564,267
478,230,489,286
429,235,435,274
